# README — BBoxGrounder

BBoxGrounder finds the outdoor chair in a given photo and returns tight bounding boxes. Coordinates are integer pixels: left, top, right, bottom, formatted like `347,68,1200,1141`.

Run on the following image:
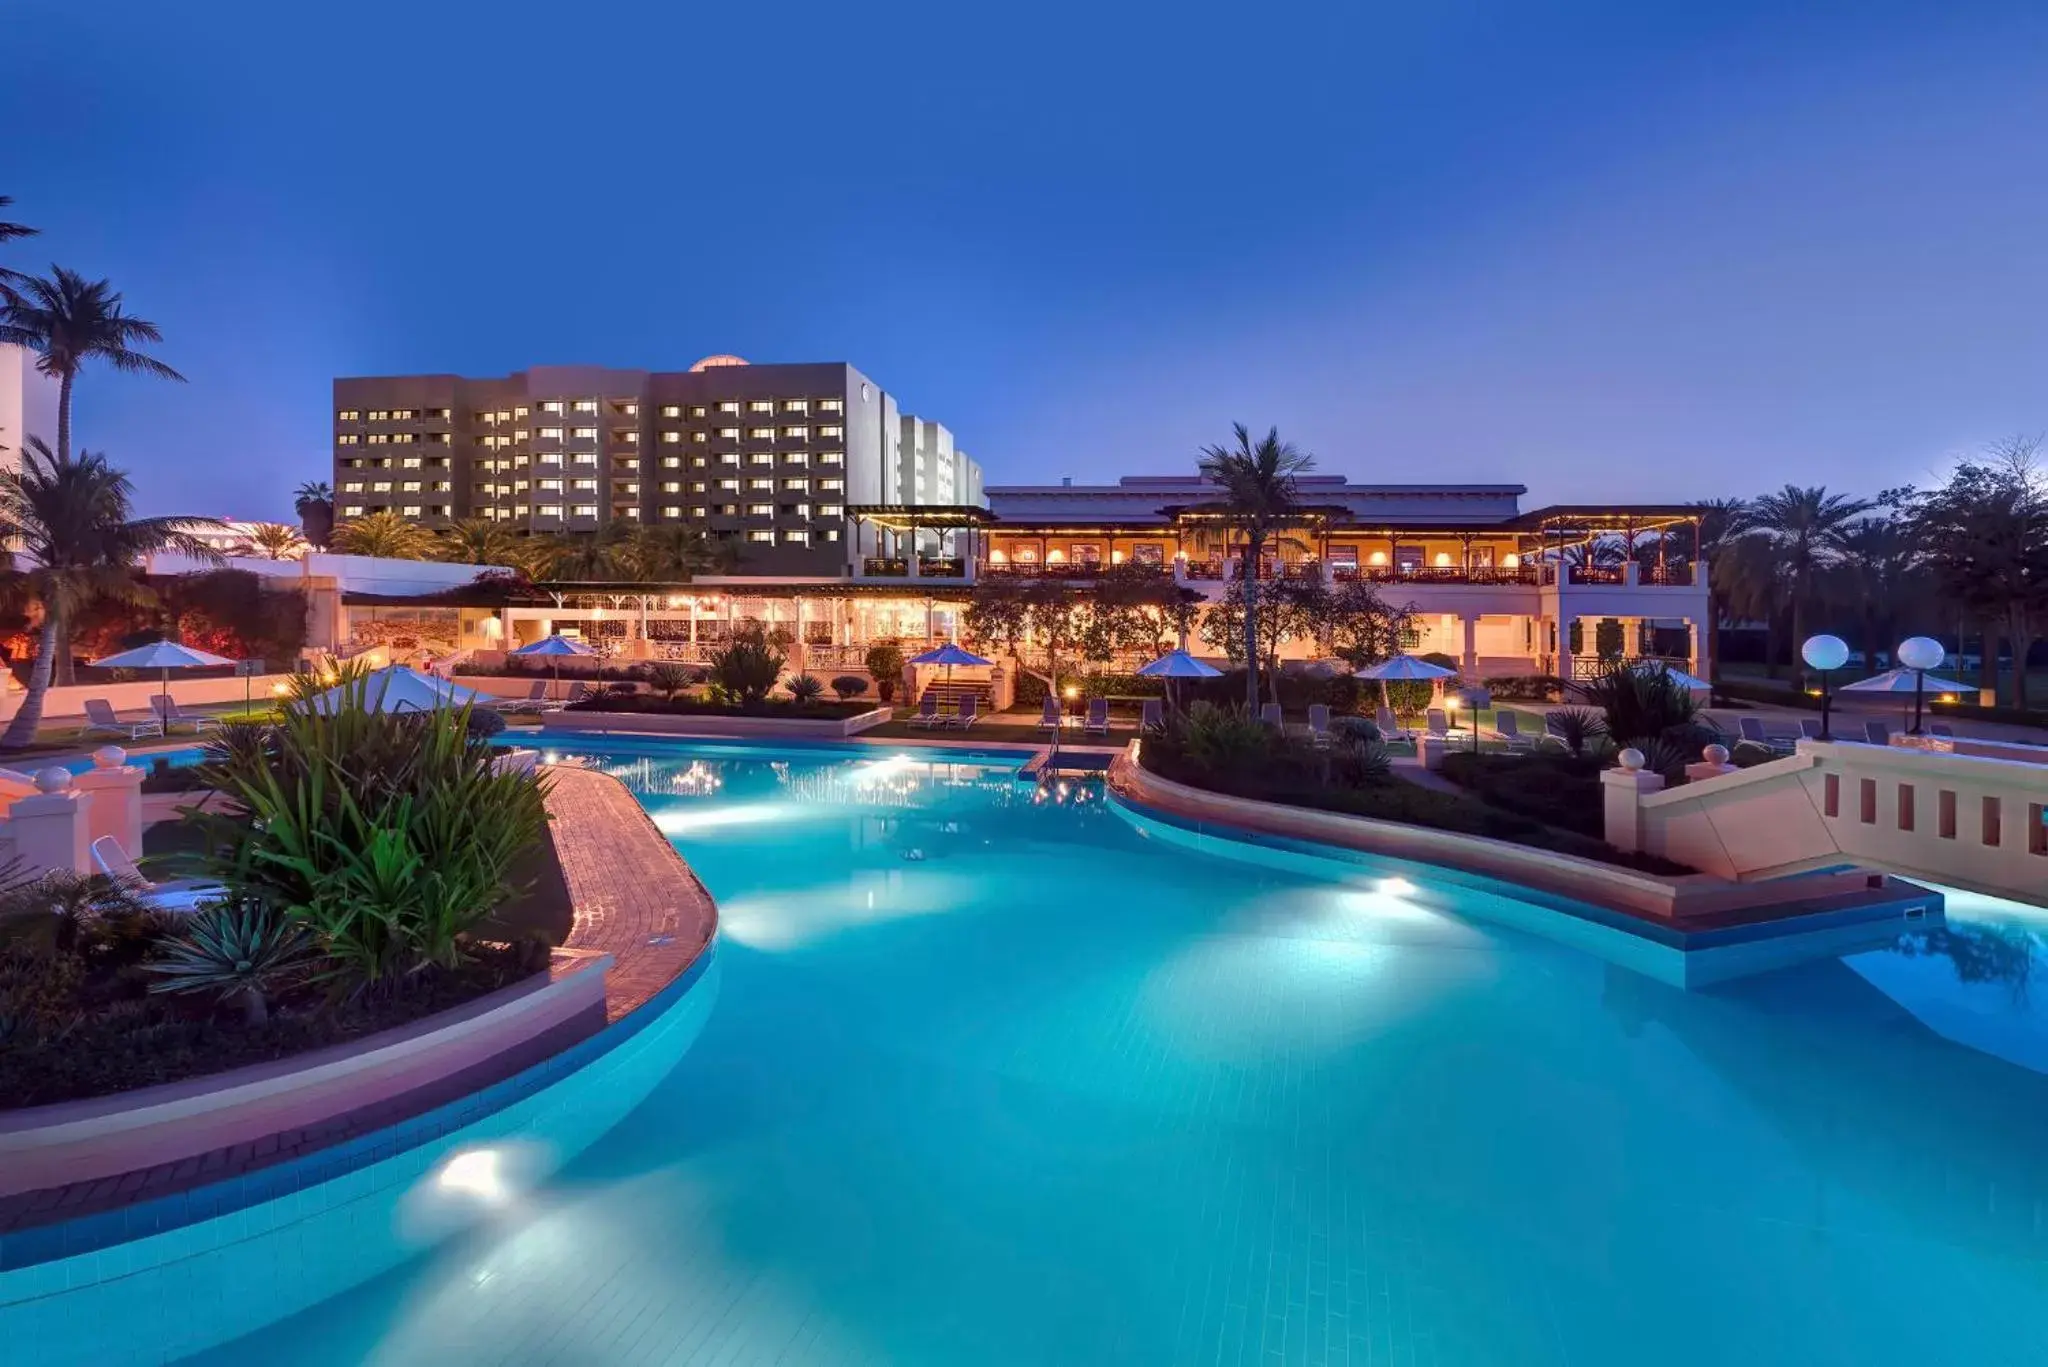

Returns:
1140,698,1165,732
493,680,551,713
1737,716,1795,755
1307,703,1332,748
909,694,943,728
1376,704,1411,745
491,749,541,778
1863,720,1890,746
1038,696,1062,732
1085,697,1110,737
1260,702,1283,730
1493,711,1536,752
90,836,223,914
563,681,591,706
1799,718,1823,740
1426,709,1453,742
948,695,980,730
150,694,220,734
81,698,163,742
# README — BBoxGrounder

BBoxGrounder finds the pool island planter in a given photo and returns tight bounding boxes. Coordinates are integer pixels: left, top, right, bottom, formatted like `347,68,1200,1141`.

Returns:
0,953,613,1201
1108,741,1943,985
541,703,894,739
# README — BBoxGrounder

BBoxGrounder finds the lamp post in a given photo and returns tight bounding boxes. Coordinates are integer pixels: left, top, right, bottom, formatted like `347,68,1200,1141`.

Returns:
1897,636,1945,735
1800,634,1849,741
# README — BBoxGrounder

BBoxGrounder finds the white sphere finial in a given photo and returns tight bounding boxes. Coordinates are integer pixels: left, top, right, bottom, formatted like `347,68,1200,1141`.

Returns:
1897,636,1945,672
1703,744,1730,765
1618,748,1646,772
1801,634,1849,673
92,746,126,770
35,767,72,794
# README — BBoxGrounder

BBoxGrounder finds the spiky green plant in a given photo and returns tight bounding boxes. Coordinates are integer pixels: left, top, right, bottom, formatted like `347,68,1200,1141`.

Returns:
149,901,316,1024
786,672,825,705
188,678,550,990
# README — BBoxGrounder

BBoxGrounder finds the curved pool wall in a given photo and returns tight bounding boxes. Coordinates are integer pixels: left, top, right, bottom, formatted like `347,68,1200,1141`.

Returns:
0,952,720,1367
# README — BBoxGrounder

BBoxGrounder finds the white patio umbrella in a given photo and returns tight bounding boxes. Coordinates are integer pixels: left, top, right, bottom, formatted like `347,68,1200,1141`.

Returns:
1840,666,1973,734
1137,648,1223,710
511,633,597,698
1631,661,1711,691
90,638,240,716
1353,653,1458,714
299,664,491,715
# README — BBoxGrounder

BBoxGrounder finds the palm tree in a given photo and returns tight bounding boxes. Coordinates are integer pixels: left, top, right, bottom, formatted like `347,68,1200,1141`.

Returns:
293,481,334,549
1908,439,2048,709
610,524,741,582
1718,533,1789,676
246,522,308,560
435,517,520,567
329,509,436,560
0,195,36,293
0,439,221,749
1748,484,1872,679
0,267,185,469
1195,424,1314,708
1830,518,1925,673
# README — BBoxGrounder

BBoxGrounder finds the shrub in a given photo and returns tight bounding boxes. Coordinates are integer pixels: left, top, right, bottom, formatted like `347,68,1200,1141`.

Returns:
1173,701,1285,779
707,624,786,705
1330,716,1382,744
646,662,695,700
786,673,825,705
150,902,317,1024
864,640,905,702
1438,750,1607,837
189,685,550,990
1482,674,1565,702
1614,735,1694,783
465,706,508,738
830,674,869,700
1328,734,1393,785
0,869,157,957
1544,706,1608,758
1581,663,1704,742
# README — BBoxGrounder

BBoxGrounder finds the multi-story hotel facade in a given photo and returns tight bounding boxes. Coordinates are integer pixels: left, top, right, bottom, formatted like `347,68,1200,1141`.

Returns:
332,356,979,577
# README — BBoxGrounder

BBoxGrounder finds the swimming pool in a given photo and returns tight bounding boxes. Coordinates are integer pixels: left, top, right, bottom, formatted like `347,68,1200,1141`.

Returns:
62,743,2048,1362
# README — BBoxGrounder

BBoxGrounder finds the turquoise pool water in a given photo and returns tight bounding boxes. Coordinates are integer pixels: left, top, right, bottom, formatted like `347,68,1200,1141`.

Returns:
129,745,2048,1362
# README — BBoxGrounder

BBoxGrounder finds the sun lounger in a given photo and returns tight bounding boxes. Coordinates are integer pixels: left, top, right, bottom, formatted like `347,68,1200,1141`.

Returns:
1426,709,1453,741
1493,711,1535,752
1798,718,1823,740
494,680,552,713
1737,716,1794,754
1307,703,1332,748
1260,702,1283,730
1038,695,1062,732
908,694,943,728
947,695,980,730
82,698,163,741
1863,720,1890,745
1376,705,1410,744
1140,698,1165,732
150,694,220,734
91,835,224,913
1085,697,1110,737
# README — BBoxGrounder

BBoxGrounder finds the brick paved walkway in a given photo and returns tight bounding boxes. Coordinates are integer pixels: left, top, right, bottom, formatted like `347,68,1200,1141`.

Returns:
544,763,718,1020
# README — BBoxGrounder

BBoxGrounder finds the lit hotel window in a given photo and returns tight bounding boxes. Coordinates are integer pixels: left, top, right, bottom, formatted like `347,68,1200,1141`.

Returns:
748,400,774,413
748,529,775,543
749,427,775,440
662,506,682,519
573,504,598,518
342,504,365,516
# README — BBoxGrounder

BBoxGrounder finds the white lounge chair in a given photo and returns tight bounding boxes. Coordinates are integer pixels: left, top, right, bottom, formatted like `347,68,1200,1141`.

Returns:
1307,703,1332,748
1140,698,1165,732
1798,718,1823,740
1493,711,1536,752
151,694,220,734
494,680,551,713
947,695,980,730
1863,720,1890,746
562,680,591,706
1260,702,1283,731
908,695,943,728
1426,708,1453,742
1376,704,1411,745
1085,697,1110,737
91,835,224,913
1038,695,1062,732
82,698,163,741
1737,716,1794,755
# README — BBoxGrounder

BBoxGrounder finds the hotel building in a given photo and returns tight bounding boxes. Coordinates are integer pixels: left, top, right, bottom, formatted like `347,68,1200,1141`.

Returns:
332,356,980,577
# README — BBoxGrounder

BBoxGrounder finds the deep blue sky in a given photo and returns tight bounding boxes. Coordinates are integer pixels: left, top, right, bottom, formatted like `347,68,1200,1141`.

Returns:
5,0,2046,518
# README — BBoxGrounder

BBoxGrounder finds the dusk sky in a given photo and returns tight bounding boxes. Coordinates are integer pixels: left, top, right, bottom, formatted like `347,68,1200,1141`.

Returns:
5,0,2046,518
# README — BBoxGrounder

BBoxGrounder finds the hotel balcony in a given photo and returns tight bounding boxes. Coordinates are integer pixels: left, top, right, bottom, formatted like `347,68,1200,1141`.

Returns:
856,555,976,583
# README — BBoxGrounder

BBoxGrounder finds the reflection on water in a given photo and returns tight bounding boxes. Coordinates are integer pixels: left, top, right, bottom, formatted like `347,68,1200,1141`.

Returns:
1885,921,2046,998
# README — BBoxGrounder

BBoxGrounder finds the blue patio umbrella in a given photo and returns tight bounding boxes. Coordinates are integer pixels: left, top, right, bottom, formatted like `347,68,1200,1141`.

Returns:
907,642,992,701
512,633,597,697
1354,653,1459,716
1137,648,1222,709
91,638,241,712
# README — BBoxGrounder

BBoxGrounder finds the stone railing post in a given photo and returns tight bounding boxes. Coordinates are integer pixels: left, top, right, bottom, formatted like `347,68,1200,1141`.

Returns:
1601,750,1666,852
5,768,94,877
1683,744,1739,784
73,746,144,861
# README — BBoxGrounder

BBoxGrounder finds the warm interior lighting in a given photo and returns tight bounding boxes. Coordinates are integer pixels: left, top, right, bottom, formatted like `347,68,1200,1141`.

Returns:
1064,685,1079,700
989,548,1007,563
1433,552,1452,567
1367,551,1388,566
1111,550,1125,563
1047,549,1066,562
1502,553,1520,568
272,682,289,695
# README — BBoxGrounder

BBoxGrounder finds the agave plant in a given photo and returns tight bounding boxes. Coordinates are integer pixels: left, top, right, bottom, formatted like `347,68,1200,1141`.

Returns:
0,868,154,955
786,673,825,705
149,900,316,1025
646,662,694,701
1544,706,1608,758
